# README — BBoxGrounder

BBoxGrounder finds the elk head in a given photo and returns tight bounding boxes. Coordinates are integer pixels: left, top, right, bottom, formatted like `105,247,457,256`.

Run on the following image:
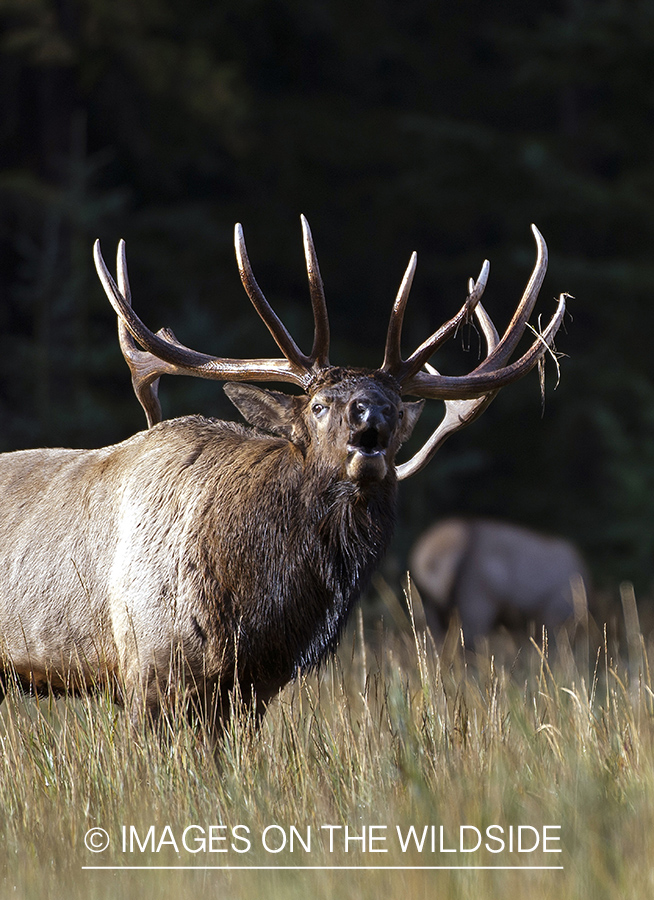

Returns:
94,217,566,483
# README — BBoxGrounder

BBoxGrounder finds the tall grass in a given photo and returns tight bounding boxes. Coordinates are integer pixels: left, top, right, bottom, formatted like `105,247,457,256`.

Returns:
1,581,653,899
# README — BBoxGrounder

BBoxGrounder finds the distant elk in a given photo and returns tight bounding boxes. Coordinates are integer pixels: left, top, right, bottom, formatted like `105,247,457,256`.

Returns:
410,517,589,642
0,217,565,736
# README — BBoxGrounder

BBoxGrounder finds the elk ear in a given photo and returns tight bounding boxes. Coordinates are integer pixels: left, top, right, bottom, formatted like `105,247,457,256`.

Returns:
223,383,300,438
398,400,424,444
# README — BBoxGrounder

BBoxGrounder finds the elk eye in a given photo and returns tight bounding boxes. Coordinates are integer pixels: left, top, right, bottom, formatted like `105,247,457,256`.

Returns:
398,409,404,419
312,403,327,418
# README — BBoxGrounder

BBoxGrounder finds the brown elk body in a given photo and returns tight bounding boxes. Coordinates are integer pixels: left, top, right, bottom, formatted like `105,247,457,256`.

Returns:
0,218,566,734
410,518,589,642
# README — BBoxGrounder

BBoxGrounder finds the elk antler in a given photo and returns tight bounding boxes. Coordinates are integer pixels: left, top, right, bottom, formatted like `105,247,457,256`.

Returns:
96,219,565,445
386,225,566,478
381,225,564,398
94,215,331,425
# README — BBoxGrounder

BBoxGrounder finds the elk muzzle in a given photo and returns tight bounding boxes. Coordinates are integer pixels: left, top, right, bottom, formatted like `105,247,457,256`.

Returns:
345,398,394,483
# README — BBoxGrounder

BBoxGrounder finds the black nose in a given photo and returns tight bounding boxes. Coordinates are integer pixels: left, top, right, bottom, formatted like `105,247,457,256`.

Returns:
349,399,391,427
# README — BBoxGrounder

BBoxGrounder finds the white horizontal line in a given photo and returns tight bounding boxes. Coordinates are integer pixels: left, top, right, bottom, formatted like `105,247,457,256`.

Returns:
83,865,564,871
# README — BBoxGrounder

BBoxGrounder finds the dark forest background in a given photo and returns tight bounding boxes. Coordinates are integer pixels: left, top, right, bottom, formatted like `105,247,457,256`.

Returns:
1,0,653,594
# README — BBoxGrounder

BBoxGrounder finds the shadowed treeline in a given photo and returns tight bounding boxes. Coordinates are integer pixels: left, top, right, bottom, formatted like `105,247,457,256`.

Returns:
1,0,654,591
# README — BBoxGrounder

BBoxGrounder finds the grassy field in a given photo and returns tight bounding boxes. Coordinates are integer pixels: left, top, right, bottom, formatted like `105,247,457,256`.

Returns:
1,580,653,900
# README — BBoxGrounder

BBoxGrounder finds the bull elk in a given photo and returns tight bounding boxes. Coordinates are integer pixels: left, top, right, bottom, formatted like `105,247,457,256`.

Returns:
0,218,565,735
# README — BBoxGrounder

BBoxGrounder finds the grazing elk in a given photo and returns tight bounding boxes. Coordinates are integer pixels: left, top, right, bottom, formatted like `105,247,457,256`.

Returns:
410,518,589,641
0,218,565,734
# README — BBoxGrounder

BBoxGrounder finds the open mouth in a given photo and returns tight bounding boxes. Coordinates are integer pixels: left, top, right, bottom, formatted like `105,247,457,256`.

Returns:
347,426,387,457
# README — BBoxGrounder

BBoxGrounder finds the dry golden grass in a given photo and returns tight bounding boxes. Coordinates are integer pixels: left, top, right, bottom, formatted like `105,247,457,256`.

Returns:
1,580,653,899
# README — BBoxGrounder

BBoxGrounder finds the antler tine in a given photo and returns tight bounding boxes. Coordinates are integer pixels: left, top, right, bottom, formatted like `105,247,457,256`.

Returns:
300,215,330,367
396,302,499,480
381,252,418,374
381,256,488,380
401,258,490,380
472,224,547,375
115,240,172,427
234,224,313,371
471,299,500,356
